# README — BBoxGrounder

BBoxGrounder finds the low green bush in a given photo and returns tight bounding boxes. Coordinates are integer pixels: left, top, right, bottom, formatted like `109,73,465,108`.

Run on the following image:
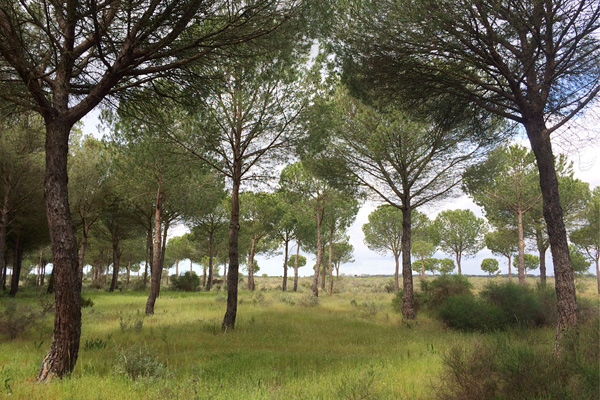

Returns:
170,271,200,292
114,344,166,381
480,282,547,327
0,301,41,340
437,295,504,332
421,275,473,309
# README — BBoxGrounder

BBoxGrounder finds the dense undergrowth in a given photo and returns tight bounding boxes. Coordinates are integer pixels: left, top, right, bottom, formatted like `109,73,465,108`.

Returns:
0,275,597,399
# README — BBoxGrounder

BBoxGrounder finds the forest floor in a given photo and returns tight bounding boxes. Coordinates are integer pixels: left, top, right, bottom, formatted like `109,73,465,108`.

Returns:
0,275,597,399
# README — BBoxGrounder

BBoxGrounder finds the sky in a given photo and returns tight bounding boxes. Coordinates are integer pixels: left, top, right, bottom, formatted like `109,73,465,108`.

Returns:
82,105,600,278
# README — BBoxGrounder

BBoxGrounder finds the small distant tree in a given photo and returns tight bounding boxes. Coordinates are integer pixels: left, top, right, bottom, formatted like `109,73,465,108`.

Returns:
287,253,307,292
434,209,486,275
513,254,540,277
481,258,499,278
569,245,591,276
485,229,518,281
570,187,600,293
437,259,455,275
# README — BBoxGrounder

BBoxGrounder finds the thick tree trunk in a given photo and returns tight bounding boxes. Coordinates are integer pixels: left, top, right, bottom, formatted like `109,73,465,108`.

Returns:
37,119,82,382
312,208,323,297
9,233,22,297
401,208,416,319
525,119,577,350
222,175,241,331
394,253,400,291
328,228,334,295
247,237,256,291
145,179,163,315
293,244,299,292
517,210,526,284
207,233,214,291
282,239,289,291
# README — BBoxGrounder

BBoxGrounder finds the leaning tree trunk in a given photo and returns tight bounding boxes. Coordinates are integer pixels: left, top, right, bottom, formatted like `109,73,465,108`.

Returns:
9,233,22,297
37,119,82,382
401,207,416,320
282,238,289,292
526,119,577,350
222,173,241,331
145,179,163,315
293,244,300,292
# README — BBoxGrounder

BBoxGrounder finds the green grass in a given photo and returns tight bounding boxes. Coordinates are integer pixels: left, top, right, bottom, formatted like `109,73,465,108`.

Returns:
0,275,596,399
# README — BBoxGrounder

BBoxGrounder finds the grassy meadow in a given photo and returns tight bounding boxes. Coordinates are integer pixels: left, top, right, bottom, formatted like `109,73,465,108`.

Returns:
0,275,598,399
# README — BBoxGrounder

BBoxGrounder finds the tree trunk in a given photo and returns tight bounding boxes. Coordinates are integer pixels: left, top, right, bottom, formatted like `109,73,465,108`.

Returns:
282,239,289,291
507,254,512,281
525,119,577,350
456,252,462,275
222,174,241,331
538,239,548,285
312,207,324,297
37,119,82,382
0,190,9,292
223,261,227,282
190,259,193,273
247,236,256,291
145,179,163,315
293,244,300,292
595,259,599,295
420,257,425,278
104,257,109,285
207,233,214,291
401,208,416,319
126,260,131,286
175,259,179,277
109,236,120,292
328,227,334,295
394,253,400,291
9,233,22,297
78,221,89,281
144,226,152,289
320,249,326,291
517,210,526,284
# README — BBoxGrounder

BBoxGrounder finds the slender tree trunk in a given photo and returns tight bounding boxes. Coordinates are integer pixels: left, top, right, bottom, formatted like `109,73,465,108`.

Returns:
223,261,227,281
320,247,326,291
222,174,241,331
126,260,131,286
538,242,548,286
9,233,22,297
293,244,299,292
202,266,207,287
595,259,599,295
109,237,120,292
190,259,193,273
0,190,9,291
420,257,425,278
41,263,46,286
312,207,324,297
144,226,152,288
37,119,82,382
507,254,512,281
282,239,289,291
248,237,257,291
394,253,400,291
456,251,462,275
78,222,89,281
175,259,179,276
207,233,214,291
526,119,577,350
517,210,526,284
401,207,416,319
328,227,334,295
104,257,109,285
145,179,163,315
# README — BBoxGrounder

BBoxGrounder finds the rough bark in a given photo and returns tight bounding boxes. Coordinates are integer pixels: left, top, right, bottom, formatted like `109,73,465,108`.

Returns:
222,174,241,331
282,238,289,292
37,119,82,382
401,208,416,319
526,119,577,350
293,244,299,292
145,180,163,315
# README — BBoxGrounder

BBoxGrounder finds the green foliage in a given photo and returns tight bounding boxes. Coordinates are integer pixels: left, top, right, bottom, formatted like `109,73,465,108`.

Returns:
170,271,200,292
433,209,486,271
287,254,307,268
512,254,540,272
114,344,166,381
479,282,548,327
83,335,111,351
480,258,499,276
297,293,319,307
436,258,455,275
438,295,504,332
362,205,402,258
81,296,95,308
569,244,591,275
437,321,599,400
119,312,144,332
420,275,473,309
0,301,41,340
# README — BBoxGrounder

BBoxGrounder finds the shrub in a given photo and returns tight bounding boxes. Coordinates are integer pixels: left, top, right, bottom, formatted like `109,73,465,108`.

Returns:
480,282,547,327
170,271,200,292
436,322,599,400
114,344,166,381
421,275,473,309
297,293,319,307
81,296,95,308
0,301,42,340
391,289,427,315
437,295,504,332
383,280,396,293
